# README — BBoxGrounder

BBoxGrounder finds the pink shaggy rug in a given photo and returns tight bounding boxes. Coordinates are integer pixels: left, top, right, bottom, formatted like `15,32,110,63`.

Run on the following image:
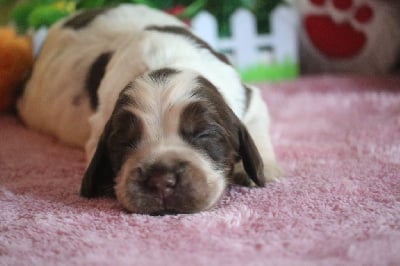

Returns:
1,75,400,265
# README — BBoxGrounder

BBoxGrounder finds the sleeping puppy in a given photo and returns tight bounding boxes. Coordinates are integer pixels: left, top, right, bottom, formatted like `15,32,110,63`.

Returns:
17,4,280,215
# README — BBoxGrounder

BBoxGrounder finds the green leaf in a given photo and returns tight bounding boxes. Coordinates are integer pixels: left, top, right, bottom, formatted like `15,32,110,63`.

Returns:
11,1,37,33
179,0,206,19
0,0,15,5
28,5,71,29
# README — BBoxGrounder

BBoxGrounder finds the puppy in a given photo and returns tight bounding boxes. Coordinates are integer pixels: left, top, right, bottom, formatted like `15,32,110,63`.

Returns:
17,4,280,214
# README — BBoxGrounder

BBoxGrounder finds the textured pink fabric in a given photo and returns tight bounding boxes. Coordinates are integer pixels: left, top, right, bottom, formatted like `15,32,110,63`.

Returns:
1,75,400,265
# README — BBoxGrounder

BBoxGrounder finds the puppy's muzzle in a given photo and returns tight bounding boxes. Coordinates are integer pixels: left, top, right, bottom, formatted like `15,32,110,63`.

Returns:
121,150,220,215
141,159,187,201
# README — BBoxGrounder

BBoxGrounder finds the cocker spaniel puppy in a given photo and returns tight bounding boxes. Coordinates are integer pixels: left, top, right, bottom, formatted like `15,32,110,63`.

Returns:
18,4,280,215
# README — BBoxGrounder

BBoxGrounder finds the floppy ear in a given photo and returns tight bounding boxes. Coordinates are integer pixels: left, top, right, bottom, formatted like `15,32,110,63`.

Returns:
237,123,266,187
80,132,115,198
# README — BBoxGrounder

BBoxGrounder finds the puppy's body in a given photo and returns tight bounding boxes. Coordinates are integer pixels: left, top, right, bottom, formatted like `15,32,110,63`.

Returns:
18,4,279,214
18,5,186,147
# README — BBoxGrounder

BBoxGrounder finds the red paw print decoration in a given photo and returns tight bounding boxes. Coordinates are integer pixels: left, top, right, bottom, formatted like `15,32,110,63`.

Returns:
305,0,373,58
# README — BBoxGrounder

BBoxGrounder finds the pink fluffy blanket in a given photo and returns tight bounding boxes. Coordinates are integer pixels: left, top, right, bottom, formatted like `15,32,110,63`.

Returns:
1,76,400,265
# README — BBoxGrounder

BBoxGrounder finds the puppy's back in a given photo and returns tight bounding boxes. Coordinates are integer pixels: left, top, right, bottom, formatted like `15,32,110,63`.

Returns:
17,4,185,147
61,4,184,35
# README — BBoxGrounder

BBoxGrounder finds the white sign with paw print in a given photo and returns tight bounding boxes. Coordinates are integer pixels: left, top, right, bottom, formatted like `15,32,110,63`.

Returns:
296,0,400,74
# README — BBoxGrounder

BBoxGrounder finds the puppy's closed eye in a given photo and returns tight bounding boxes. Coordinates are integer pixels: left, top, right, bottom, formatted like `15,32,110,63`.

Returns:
180,102,236,167
188,125,232,165
193,125,225,140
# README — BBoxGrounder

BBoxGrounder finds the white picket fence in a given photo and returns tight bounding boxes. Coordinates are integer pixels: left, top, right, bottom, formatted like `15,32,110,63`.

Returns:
191,5,299,69
32,5,298,71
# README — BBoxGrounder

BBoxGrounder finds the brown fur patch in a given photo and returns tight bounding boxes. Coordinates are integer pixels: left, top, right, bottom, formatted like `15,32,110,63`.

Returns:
146,25,231,65
86,52,113,110
64,7,110,30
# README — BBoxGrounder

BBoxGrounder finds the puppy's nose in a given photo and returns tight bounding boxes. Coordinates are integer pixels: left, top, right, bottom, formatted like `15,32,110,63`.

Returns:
146,173,177,198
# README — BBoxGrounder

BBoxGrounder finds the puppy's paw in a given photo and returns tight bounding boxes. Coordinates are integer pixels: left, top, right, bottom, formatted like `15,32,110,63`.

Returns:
230,160,282,187
263,159,282,183
231,171,257,187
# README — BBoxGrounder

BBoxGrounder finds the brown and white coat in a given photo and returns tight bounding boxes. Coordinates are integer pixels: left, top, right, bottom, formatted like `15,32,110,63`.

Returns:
18,4,280,214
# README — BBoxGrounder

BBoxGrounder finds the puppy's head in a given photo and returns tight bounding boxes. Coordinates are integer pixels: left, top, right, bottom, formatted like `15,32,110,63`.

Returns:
80,68,265,214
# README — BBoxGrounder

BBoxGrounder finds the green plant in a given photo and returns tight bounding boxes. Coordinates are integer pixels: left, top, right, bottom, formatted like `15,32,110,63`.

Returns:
240,59,298,83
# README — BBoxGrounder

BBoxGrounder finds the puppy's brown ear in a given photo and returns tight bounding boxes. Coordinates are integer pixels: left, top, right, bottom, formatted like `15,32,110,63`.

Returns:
80,132,115,198
237,123,266,187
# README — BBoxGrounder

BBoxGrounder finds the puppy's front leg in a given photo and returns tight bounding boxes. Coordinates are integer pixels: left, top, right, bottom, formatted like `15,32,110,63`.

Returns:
232,86,281,187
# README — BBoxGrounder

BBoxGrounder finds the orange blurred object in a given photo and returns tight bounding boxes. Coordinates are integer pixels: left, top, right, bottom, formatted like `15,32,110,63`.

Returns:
0,27,33,112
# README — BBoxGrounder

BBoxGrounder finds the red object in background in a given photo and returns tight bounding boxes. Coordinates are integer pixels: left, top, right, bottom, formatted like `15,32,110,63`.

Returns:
355,5,373,23
333,0,352,10
305,16,367,58
310,0,325,6
165,5,191,25
165,5,186,16
305,0,374,59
